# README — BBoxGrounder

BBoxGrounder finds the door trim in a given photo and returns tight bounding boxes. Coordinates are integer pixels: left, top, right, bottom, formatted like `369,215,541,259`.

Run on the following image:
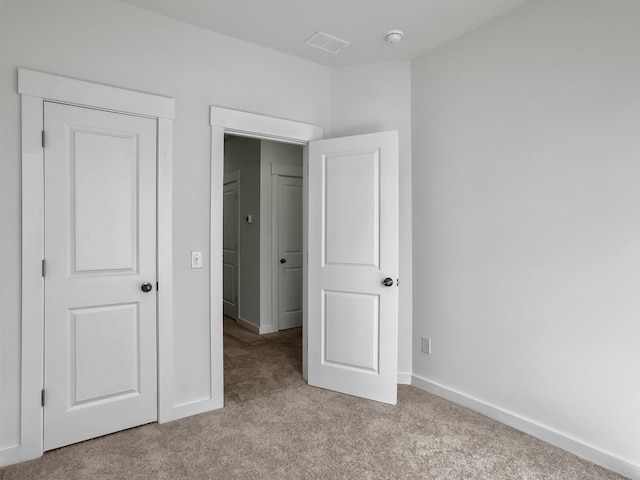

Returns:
16,69,175,465
210,107,323,385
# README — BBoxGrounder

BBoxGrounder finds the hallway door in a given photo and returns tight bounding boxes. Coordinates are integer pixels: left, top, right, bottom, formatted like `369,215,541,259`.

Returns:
276,175,303,330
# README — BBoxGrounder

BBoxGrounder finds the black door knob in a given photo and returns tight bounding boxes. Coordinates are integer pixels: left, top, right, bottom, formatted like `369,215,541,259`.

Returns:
141,282,153,293
280,258,287,264
382,277,393,287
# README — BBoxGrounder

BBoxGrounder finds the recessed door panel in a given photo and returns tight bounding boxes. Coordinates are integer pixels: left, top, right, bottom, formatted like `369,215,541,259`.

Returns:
324,150,380,267
222,262,236,308
71,303,140,405
283,184,302,253
44,102,157,451
72,130,138,274
283,267,302,313
323,291,379,373
223,188,238,252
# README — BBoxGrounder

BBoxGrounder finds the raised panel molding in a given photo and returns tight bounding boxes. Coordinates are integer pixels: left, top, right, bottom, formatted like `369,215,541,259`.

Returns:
323,150,380,267
283,268,302,312
71,128,138,274
70,304,140,405
322,290,380,373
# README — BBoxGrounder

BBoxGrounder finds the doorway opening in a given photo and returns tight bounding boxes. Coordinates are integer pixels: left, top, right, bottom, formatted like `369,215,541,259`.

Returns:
211,106,399,409
209,106,323,409
222,135,304,402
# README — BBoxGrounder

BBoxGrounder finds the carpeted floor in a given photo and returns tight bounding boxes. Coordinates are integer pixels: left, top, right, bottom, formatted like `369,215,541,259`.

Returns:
0,318,627,479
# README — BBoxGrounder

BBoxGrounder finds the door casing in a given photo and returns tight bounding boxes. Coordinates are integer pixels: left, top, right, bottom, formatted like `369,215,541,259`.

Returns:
210,107,323,380
17,69,175,466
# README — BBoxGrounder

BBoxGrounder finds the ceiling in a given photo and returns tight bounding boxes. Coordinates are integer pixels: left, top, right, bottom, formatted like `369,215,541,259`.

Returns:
119,0,529,67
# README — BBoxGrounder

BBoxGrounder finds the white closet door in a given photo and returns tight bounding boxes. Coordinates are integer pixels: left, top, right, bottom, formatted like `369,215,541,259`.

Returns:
43,102,158,450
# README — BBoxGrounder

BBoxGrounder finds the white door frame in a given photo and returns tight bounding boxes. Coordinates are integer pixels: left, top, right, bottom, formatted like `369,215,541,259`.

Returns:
16,69,175,465
210,107,323,380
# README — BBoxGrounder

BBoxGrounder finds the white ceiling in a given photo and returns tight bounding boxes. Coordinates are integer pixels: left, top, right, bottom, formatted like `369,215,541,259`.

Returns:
119,0,529,67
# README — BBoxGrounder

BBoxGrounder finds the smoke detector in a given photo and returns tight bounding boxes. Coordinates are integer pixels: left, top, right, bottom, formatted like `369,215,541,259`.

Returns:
385,30,404,45
305,31,350,54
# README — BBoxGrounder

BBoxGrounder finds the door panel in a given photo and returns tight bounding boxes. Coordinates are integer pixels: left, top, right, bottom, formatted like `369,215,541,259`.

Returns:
308,131,398,405
44,102,157,450
324,151,379,267
283,267,302,313
323,291,379,372
72,130,138,273
71,304,140,404
222,180,239,318
277,176,303,330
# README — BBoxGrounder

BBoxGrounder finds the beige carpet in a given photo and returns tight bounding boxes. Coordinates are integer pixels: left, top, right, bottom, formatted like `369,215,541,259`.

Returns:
0,319,627,480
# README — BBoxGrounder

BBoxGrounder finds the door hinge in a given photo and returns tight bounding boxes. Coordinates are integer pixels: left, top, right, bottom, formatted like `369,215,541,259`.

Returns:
156,282,159,291
41,130,45,148
42,259,46,277
41,389,45,407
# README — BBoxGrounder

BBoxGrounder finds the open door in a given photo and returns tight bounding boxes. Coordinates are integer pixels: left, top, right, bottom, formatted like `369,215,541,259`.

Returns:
307,131,399,405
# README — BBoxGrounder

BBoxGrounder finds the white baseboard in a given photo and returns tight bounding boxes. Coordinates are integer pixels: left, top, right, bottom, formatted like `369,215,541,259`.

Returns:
236,317,259,334
411,374,639,480
397,372,412,385
235,317,278,335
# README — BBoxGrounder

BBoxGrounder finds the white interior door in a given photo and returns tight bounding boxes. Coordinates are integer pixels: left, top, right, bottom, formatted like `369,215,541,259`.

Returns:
43,102,158,450
223,178,239,318
307,131,399,405
277,175,303,330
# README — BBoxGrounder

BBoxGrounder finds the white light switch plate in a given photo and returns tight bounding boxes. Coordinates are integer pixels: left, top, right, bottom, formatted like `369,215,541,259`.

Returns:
191,250,203,269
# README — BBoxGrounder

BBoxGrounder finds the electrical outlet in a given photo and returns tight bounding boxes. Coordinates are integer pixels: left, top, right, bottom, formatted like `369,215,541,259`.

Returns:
421,337,431,355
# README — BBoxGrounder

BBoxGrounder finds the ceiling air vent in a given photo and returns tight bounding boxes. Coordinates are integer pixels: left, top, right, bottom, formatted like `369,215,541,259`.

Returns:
305,31,350,54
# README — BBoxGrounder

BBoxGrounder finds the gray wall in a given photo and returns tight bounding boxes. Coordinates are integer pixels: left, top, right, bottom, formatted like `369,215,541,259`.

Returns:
411,0,640,468
224,137,262,327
